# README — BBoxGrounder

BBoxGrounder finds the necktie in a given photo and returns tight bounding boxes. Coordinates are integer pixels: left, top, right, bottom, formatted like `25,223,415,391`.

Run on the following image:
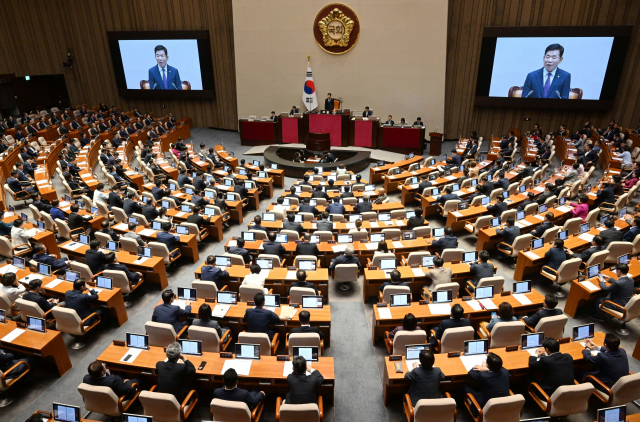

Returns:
543,72,552,98
162,68,167,89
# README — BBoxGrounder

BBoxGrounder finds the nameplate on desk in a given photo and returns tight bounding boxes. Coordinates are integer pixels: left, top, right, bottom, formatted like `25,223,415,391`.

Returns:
419,300,429,305
505,345,519,352
369,266,378,270
277,355,290,361
500,291,511,296
447,352,461,358
327,241,336,244
462,296,472,301
247,301,255,306
558,337,571,344
205,298,215,303
16,322,26,329
289,303,300,308
389,355,402,361
113,340,126,347
376,302,388,307
220,352,233,358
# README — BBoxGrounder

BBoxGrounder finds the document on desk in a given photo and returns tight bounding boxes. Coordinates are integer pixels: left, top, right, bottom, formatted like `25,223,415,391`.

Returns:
411,184,420,189
133,257,149,265
1,328,25,343
176,212,186,217
19,274,45,284
533,214,545,220
120,347,144,363
395,220,405,226
377,308,392,319
370,222,379,228
459,354,487,371
279,306,297,320
173,300,188,309
286,271,297,280
138,229,157,237
466,300,483,312
445,176,457,180
580,281,599,291
515,222,526,229
451,211,463,218
478,299,498,310
428,304,451,315
579,233,595,242
345,223,356,229
332,245,347,253
114,223,129,231
384,221,395,226
533,187,545,192
513,294,532,305
392,241,404,249
282,361,314,377
26,228,39,237
412,268,425,277
212,304,230,318
557,206,573,213
45,279,65,289
523,251,540,260
259,270,270,278
579,343,600,356
525,348,539,356
222,359,252,376
0,264,19,275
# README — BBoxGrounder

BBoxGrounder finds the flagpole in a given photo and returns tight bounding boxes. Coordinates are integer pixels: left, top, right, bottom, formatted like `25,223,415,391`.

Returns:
308,55,310,66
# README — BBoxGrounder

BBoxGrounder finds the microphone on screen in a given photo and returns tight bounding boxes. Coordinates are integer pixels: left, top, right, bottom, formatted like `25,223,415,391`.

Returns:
171,83,177,89
555,90,561,98
153,83,157,89
524,90,534,98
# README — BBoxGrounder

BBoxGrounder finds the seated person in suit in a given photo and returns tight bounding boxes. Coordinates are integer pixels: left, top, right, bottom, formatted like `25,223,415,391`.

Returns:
185,205,209,227
262,231,286,258
464,352,510,413
64,279,108,327
152,289,191,338
32,242,69,274
326,197,346,215
156,343,196,403
83,360,140,400
286,356,324,405
288,270,319,295
0,348,34,382
362,106,372,118
22,279,58,312
85,239,107,275
123,222,146,247
289,106,298,117
591,263,634,320
543,239,568,274
283,213,304,235
328,245,361,290
528,337,574,396
432,226,457,253
424,257,452,287
244,292,280,339
598,218,623,248
104,252,142,285
404,350,445,407
521,293,563,328
192,303,227,339
157,221,181,258
241,264,268,293
532,212,555,238
214,368,265,410
68,204,86,231
290,310,324,340
299,197,319,217
536,183,555,205
0,210,12,237
200,255,229,289
581,333,629,387
496,217,520,255
407,207,426,230
354,193,374,213
486,302,517,332
568,235,604,262
468,250,495,288
387,312,419,340
486,194,508,217
379,269,408,293
594,181,615,208
228,238,250,264
98,220,119,242
295,233,320,257
623,216,640,242
251,215,267,233
430,304,472,348
1,273,25,302
316,211,333,232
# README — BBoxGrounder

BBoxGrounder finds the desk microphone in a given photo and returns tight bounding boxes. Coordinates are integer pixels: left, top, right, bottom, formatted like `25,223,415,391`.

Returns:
152,83,157,89
555,90,561,98
524,90,534,98
171,83,177,89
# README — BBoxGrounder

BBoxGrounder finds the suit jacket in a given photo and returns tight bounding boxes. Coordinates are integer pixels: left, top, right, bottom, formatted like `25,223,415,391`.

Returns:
244,307,280,339
142,205,159,223
354,201,373,213
213,386,264,410
576,245,604,262
468,367,511,407
407,216,426,230
299,204,319,215
288,281,319,295
522,67,571,98
123,198,142,216
156,231,180,253
82,373,138,399
536,191,553,205
601,276,634,306
290,325,324,340
528,352,574,395
585,149,599,163
532,221,554,238
177,174,192,187
109,192,124,209
105,263,139,283
152,303,191,333
496,226,520,245
432,235,457,253
156,360,195,402
286,371,324,404
85,249,106,275
404,366,445,406
324,98,334,110
296,243,320,256
64,289,100,319
487,201,508,216
469,262,495,285
437,193,460,205
262,241,286,258
326,203,346,215
424,267,453,286
434,317,472,339
200,266,229,289
148,65,182,90
521,166,534,178
522,308,563,328
192,318,224,338
228,246,251,264
600,228,623,247
33,252,67,270
22,291,55,312
283,221,304,234
581,347,628,386
623,226,640,242
545,248,569,270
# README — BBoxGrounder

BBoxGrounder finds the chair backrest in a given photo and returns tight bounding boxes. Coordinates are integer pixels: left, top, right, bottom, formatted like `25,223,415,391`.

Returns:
239,285,265,302
488,321,525,348
406,251,431,266
489,188,503,202
145,321,177,347
534,314,568,339
509,234,533,257
257,253,281,267
238,332,272,356
210,399,251,422
249,230,267,240
77,383,121,417
610,372,640,406
584,249,608,269
390,209,406,219
371,252,397,268
132,213,149,226
103,270,132,294
333,263,358,282
288,333,322,357
540,226,560,243
585,207,601,227
440,248,463,262
482,394,525,422
414,226,431,237
382,285,411,303
94,231,112,248
192,280,219,299
381,228,401,240
441,200,460,216
413,398,457,422
51,307,83,335
393,330,427,355
293,255,318,268
15,298,45,322
622,293,640,322
544,195,557,207
187,325,222,353
29,204,41,222
605,242,633,264
477,276,504,292
278,403,320,422
548,383,594,417
41,213,56,232
562,217,583,235
139,391,181,422
500,209,516,224
552,258,582,284
280,229,300,241
431,282,460,299
149,241,172,265
119,237,139,254
440,326,474,353
289,287,317,304
523,202,538,216
55,219,74,240
313,230,334,242
349,230,368,242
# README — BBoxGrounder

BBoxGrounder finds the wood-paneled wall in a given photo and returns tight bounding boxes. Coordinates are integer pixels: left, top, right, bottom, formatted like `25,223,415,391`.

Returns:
445,0,640,138
0,0,237,130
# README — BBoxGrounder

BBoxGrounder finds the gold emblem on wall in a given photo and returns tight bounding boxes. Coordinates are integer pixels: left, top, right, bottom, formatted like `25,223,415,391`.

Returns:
314,4,360,55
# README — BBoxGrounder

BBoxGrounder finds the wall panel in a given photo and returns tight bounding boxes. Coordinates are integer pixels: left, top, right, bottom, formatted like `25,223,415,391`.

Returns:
445,0,640,138
0,0,237,130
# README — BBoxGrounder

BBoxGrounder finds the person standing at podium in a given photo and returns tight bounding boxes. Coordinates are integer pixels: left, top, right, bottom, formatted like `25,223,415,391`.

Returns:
325,93,334,111
362,107,372,117
413,117,423,126
289,106,298,116
385,115,394,125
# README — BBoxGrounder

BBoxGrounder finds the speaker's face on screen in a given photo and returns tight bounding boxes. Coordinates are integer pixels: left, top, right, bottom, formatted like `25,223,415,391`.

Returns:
543,50,563,72
155,50,168,68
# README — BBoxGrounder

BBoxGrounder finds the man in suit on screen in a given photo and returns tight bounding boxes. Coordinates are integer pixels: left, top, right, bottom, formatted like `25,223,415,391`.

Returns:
522,43,571,99
148,45,182,90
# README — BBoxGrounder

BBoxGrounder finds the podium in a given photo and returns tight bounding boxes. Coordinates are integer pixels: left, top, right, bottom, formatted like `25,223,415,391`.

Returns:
429,132,443,155
307,132,331,152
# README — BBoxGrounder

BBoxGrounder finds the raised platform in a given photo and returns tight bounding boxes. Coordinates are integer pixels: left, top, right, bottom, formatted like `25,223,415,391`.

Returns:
244,143,407,163
263,146,371,179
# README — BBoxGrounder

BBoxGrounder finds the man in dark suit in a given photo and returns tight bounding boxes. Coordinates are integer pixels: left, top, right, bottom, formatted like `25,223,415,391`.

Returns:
531,212,555,238
599,218,623,248
298,197,319,216
290,310,324,340
328,245,361,290
32,243,69,274
522,43,571,99
289,106,298,116
123,193,142,216
521,160,534,178
404,350,445,406
324,93,334,111
594,182,615,208
286,356,324,404
84,361,140,400
436,186,461,206
283,213,304,235
592,263,634,320
108,186,125,209
464,139,479,160
581,333,629,387
465,353,511,412
214,368,265,410
407,207,426,230
432,227,458,254
311,185,329,201
536,183,555,205
244,293,280,339
157,222,181,258
362,106,372,117
517,192,537,212
486,195,508,217
156,343,195,404
522,293,563,328
228,238,251,264
496,218,520,260
262,231,286,258
104,252,141,284
68,204,86,231
354,194,374,213
233,182,248,200
99,220,119,242
316,211,333,232
22,279,58,312
413,117,423,126
288,270,319,295
569,235,605,262
450,149,462,167
468,250,495,288
584,143,599,165
152,290,191,336
148,45,182,90
477,177,495,198
326,197,345,215
623,216,640,242
430,304,472,348
85,240,106,275
417,174,433,194
177,169,192,188
65,279,108,327
378,269,408,293
384,115,394,125
200,255,229,289
528,337,574,396
295,234,320,256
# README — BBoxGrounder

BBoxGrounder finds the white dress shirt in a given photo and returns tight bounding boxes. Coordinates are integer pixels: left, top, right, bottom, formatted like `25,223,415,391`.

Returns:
241,273,268,293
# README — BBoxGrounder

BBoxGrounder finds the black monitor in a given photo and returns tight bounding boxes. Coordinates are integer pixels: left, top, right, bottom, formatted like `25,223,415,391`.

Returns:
235,343,260,360
433,290,453,303
302,296,323,309
177,287,196,301
587,264,600,278
402,230,416,240
217,291,237,305
532,238,544,250
37,263,51,277
297,259,317,271
26,316,46,333
389,293,411,307
475,285,494,300
0,309,5,324
264,294,281,308
293,346,319,362
262,212,276,222
178,339,202,356
573,323,595,341
433,228,445,237
596,405,626,422
380,258,397,270
463,251,478,263
513,281,531,294
369,233,385,243
176,225,189,235
422,256,435,267
13,256,25,269
557,230,568,240
53,403,81,422
617,254,629,264
464,339,489,355
152,221,163,230
521,333,544,350
106,240,119,252
215,256,231,267
242,232,256,242
123,414,152,422
78,234,89,245
256,259,273,270
580,223,590,234
126,333,149,350
406,344,430,360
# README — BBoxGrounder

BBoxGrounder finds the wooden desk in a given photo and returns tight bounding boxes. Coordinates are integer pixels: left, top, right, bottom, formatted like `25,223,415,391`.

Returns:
110,222,199,263
58,240,169,289
372,290,544,345
97,344,336,403
158,124,192,154
382,331,605,404
0,320,72,376
243,162,285,189
239,120,278,145
369,156,423,184
379,126,425,154
3,214,60,257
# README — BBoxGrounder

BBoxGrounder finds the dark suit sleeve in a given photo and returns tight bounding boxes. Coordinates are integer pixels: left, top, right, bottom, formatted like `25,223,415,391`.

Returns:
269,310,281,325
311,370,324,387
560,72,571,99
111,375,134,397
522,72,534,97
184,360,196,377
